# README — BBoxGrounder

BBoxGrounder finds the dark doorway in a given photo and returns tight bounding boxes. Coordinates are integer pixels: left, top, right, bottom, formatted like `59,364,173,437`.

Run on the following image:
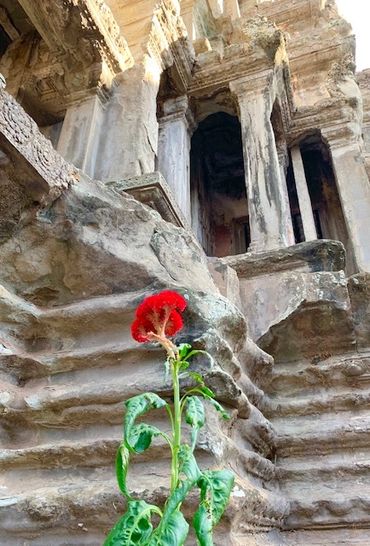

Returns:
190,112,249,257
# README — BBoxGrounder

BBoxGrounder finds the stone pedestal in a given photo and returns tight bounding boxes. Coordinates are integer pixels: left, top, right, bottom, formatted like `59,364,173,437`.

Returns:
290,145,317,241
57,95,104,179
158,97,194,221
230,80,293,252
327,140,370,272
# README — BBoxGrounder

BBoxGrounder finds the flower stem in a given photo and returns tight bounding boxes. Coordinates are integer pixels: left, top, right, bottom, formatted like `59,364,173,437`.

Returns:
170,359,181,493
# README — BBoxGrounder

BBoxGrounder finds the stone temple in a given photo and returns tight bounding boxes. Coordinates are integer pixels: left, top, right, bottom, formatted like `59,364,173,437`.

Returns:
0,0,370,544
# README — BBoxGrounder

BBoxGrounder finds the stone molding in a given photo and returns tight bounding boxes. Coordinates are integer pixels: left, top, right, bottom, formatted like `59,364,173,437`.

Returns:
106,171,189,229
0,82,78,202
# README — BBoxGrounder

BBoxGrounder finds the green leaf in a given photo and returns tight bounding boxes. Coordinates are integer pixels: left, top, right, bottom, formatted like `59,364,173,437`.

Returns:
185,396,205,450
182,349,208,362
115,444,131,499
178,444,202,482
147,511,189,546
193,470,234,546
164,445,201,516
197,385,215,399
149,446,200,545
103,499,161,546
208,398,230,420
124,393,167,453
188,371,205,385
178,343,192,360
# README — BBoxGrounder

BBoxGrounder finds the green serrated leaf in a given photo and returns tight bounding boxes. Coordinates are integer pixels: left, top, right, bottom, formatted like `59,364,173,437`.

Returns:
115,444,131,499
103,499,161,546
124,393,167,453
208,398,230,420
185,396,205,451
193,470,234,546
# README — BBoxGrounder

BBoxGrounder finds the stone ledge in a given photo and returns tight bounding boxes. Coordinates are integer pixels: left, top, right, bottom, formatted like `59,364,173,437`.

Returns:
215,240,346,278
106,171,189,229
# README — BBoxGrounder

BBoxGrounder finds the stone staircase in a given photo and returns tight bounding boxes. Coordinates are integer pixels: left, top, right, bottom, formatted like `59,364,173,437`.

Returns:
0,286,289,545
263,349,370,545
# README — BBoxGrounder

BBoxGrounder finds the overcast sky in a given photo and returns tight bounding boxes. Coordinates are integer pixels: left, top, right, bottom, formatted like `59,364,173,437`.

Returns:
336,0,370,70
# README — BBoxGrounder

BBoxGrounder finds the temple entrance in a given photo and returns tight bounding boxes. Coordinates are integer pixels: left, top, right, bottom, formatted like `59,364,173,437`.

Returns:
190,112,249,257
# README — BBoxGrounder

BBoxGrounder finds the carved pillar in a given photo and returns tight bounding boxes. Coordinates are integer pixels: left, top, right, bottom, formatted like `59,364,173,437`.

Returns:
57,94,105,178
158,97,194,222
230,78,293,251
290,146,317,242
324,136,370,272
95,61,161,181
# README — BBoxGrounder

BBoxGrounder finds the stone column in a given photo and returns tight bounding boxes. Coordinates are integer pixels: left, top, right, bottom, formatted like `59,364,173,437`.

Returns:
224,0,241,19
290,146,317,241
157,97,194,222
325,138,370,272
57,94,104,179
230,79,293,251
278,152,295,246
181,0,197,41
95,60,161,181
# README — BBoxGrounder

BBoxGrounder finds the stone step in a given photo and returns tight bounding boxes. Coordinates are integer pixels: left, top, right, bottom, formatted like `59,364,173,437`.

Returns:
264,352,370,397
277,450,370,481
0,472,287,544
1,342,163,381
272,410,370,457
263,386,370,418
284,482,370,529
283,528,370,545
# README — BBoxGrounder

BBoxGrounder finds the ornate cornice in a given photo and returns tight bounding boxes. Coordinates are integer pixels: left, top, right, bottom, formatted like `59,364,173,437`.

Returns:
17,0,133,102
0,80,78,203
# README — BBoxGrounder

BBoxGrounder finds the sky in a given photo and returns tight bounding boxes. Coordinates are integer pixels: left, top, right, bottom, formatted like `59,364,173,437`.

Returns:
336,0,370,70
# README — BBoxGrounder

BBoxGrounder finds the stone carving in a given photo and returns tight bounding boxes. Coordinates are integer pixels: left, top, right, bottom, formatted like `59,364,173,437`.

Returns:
0,85,78,199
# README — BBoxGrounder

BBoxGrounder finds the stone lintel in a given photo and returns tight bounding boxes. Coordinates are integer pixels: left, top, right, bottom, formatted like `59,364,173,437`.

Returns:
189,46,276,97
0,85,78,204
288,100,361,148
229,70,273,98
219,240,346,279
106,171,189,229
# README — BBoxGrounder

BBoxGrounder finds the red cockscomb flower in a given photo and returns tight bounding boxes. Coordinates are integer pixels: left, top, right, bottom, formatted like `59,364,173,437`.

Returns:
131,290,187,344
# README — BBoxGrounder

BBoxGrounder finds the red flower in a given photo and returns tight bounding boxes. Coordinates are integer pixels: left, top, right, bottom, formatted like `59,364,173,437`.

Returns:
131,290,187,343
